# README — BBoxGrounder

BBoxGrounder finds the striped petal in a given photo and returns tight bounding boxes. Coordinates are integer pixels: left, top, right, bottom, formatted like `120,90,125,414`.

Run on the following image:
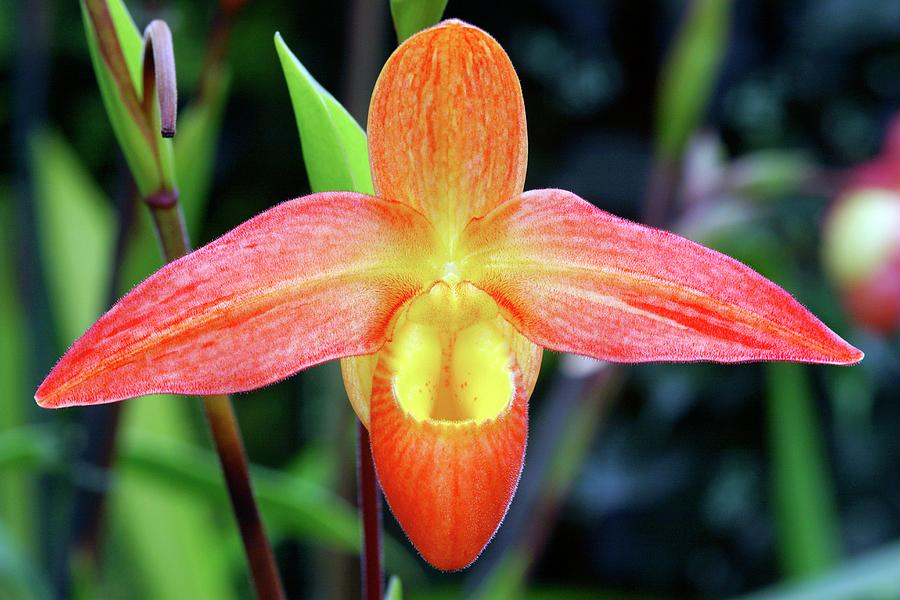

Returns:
369,331,528,570
459,189,863,365
368,20,527,245
37,192,437,408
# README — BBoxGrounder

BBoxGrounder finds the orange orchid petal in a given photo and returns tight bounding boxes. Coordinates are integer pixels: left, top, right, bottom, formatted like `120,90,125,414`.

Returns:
368,20,527,244
460,189,864,365
36,193,437,408
369,340,528,571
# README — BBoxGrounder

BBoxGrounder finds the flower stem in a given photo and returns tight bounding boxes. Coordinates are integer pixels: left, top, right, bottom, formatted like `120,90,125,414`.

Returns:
203,394,286,600
357,420,383,600
148,192,285,600
147,199,190,260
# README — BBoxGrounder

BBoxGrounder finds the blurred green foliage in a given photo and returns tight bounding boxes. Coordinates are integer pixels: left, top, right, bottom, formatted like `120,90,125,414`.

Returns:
655,0,730,160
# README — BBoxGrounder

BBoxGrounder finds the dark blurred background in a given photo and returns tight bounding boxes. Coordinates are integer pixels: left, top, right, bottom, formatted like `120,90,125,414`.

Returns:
2,0,900,598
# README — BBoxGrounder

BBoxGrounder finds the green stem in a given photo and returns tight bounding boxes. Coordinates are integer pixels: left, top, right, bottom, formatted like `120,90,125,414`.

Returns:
148,191,285,600
766,363,841,579
147,199,189,260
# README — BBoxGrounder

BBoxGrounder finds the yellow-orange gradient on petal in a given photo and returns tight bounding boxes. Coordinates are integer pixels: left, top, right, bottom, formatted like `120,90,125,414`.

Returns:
368,20,527,248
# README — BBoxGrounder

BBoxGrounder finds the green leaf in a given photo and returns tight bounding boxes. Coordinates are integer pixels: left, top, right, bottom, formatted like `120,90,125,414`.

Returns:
385,575,403,600
738,540,900,600
81,0,175,196
120,434,423,580
111,396,236,600
0,523,51,600
390,0,448,42
102,0,143,87
30,129,117,345
766,363,841,578
655,0,731,159
0,193,34,556
0,426,58,475
274,33,373,195
175,66,232,237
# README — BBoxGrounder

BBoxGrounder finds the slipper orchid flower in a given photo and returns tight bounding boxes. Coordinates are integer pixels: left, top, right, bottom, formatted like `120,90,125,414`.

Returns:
37,20,862,571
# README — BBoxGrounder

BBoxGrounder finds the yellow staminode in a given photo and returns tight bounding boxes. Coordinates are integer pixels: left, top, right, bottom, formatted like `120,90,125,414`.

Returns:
387,281,515,423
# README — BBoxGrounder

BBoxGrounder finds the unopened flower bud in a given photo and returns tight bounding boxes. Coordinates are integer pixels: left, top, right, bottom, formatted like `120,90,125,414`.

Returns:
823,188,900,333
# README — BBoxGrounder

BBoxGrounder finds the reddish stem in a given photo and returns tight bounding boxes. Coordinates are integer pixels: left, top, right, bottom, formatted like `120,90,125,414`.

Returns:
357,420,383,600
203,393,286,600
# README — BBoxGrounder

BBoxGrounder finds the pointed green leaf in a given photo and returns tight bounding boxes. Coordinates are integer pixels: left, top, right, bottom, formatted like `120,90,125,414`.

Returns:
656,0,731,159
390,0,448,42
274,33,373,195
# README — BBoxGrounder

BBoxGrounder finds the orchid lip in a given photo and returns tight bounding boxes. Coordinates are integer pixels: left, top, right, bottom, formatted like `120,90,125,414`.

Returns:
384,281,518,425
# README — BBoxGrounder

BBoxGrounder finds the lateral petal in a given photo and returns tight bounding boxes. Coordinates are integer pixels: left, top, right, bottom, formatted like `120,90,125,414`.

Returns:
368,20,527,243
37,192,437,407
459,189,863,365
369,341,528,571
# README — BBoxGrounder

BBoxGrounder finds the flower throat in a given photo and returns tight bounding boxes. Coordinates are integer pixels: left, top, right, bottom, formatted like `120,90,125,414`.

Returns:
381,280,516,423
